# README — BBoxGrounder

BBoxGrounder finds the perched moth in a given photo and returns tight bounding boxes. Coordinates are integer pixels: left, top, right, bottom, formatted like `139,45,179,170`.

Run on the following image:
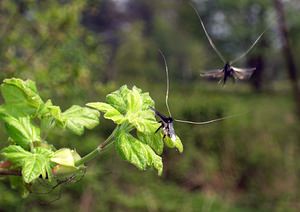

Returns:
191,4,266,84
151,51,242,141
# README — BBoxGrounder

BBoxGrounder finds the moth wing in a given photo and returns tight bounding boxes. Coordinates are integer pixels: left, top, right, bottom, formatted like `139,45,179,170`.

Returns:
231,66,255,80
150,107,169,121
168,123,176,141
200,69,224,78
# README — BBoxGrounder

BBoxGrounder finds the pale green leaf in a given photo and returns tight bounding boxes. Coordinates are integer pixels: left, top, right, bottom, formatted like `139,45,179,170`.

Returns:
1,78,44,117
62,105,100,135
3,116,40,149
164,135,183,153
38,99,64,125
115,132,163,175
1,146,54,183
87,102,125,124
22,147,53,183
1,145,31,166
106,85,129,114
137,132,164,155
127,87,142,113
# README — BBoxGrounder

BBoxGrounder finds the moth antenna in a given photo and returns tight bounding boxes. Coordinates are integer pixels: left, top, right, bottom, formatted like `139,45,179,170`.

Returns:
190,3,226,63
230,28,267,64
174,112,249,125
158,49,172,117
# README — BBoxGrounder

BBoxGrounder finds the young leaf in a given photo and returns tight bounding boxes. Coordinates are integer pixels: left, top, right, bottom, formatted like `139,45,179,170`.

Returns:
106,85,129,114
127,110,160,133
164,135,183,153
3,116,40,149
0,78,44,117
127,87,142,113
1,146,54,183
115,132,163,175
137,132,164,155
86,102,125,124
62,105,100,135
1,145,31,166
38,99,64,125
89,85,159,133
51,148,81,167
22,147,53,183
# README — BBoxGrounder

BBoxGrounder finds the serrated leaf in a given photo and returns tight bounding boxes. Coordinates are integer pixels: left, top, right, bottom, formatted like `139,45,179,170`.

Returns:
127,87,142,113
115,132,163,175
1,78,44,117
38,99,64,125
164,135,183,153
3,116,40,149
1,146,54,183
95,85,158,134
1,145,31,166
106,85,129,114
62,105,100,135
87,102,125,124
22,147,53,183
137,132,164,155
128,110,160,133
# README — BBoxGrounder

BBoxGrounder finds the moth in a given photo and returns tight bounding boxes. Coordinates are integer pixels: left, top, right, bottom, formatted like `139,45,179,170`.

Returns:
191,4,266,84
151,51,242,141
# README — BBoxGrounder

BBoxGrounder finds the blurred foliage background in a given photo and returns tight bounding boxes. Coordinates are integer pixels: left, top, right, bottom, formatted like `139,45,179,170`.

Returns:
1,0,300,211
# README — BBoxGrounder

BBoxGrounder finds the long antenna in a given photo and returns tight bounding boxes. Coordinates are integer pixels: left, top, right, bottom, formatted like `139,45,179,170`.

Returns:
158,50,172,117
230,29,267,64
174,112,249,125
190,3,226,63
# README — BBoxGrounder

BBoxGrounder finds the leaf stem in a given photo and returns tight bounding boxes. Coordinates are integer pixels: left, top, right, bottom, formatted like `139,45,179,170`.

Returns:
75,127,118,166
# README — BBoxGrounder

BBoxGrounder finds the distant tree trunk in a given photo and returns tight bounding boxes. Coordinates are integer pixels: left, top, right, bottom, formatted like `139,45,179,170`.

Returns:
248,55,264,92
273,0,300,118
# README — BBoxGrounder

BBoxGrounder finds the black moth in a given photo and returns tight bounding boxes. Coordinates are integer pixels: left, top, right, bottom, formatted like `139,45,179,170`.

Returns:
150,107,176,141
191,4,266,84
151,51,240,141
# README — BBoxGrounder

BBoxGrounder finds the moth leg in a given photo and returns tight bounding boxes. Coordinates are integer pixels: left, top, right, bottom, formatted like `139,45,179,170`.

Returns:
155,121,163,133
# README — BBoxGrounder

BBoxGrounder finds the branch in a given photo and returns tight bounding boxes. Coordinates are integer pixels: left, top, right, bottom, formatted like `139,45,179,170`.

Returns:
0,161,12,169
0,169,21,176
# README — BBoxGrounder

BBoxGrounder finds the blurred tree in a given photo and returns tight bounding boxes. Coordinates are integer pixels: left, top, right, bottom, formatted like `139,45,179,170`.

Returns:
273,0,300,118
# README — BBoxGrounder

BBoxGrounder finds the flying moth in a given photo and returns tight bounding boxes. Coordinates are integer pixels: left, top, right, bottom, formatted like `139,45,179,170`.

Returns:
191,4,266,84
151,51,243,141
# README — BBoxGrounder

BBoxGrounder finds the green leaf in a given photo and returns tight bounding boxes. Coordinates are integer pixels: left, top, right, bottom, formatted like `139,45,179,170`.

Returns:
106,85,129,114
127,87,142,113
127,109,160,133
1,146,53,183
93,85,158,133
164,135,183,153
62,105,100,135
3,116,40,149
0,78,44,117
1,145,31,166
38,99,64,125
137,132,164,155
87,102,125,124
115,132,163,175
22,147,53,183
